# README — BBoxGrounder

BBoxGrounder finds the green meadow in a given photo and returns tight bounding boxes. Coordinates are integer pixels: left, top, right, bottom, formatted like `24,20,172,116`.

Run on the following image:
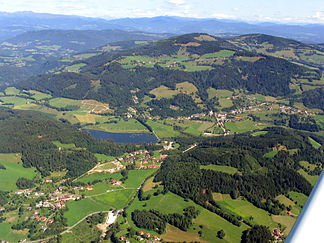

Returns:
0,222,27,242
76,172,122,184
124,191,248,243
225,120,265,133
64,198,109,226
308,137,321,149
85,119,148,133
93,189,136,209
4,87,20,95
146,120,181,138
52,141,76,149
0,153,37,191
200,164,240,175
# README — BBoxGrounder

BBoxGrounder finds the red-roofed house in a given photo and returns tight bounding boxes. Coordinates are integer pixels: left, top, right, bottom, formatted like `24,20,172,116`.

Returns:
111,180,122,186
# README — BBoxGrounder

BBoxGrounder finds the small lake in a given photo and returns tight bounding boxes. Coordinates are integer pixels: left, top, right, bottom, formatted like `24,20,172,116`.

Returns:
84,129,158,144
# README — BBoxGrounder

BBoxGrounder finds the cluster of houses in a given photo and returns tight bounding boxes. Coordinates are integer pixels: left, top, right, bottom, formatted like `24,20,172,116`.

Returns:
34,188,81,210
33,210,54,224
119,231,161,242
279,104,315,115
114,150,164,170
15,188,33,195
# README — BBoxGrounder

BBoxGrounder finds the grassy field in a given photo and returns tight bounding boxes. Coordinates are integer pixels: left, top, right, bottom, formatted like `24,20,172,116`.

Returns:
52,141,76,149
76,169,155,200
64,198,109,226
4,87,20,95
207,88,233,99
49,97,81,109
161,225,204,242
65,63,86,72
251,131,268,136
164,119,214,136
94,153,115,162
225,120,266,133
0,96,34,107
85,119,148,133
93,189,136,209
26,90,52,100
124,191,249,243
150,85,179,99
200,164,240,175
263,150,279,158
82,182,122,196
149,82,200,102
216,194,278,227
118,54,214,72
123,169,157,188
0,153,37,191
297,169,319,186
194,207,249,243
146,120,180,138
313,115,324,129
0,222,28,242
288,191,308,208
62,219,102,243
74,113,102,124
219,98,234,109
142,176,161,192
94,162,116,171
276,195,296,207
76,172,122,184
272,215,296,235
201,50,235,58
308,137,321,149
299,161,317,171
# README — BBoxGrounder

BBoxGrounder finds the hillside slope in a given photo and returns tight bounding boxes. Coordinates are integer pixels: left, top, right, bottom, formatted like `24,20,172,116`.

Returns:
17,33,320,109
229,34,324,68
0,30,169,84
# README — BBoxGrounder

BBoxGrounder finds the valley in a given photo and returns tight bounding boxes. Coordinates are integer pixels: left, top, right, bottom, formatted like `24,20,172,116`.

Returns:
0,30,323,243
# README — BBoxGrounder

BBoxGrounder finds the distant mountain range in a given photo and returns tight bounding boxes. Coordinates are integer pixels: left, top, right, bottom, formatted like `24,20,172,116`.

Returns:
0,12,324,43
0,29,169,84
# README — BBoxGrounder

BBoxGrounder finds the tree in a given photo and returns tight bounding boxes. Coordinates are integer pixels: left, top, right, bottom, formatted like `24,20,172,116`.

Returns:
217,229,225,239
241,225,273,243
16,177,34,189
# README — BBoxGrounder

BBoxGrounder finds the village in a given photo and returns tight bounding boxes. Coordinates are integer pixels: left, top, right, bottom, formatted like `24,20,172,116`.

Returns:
8,149,167,237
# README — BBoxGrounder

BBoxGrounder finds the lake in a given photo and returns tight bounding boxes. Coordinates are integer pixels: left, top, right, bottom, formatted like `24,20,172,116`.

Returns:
84,129,158,144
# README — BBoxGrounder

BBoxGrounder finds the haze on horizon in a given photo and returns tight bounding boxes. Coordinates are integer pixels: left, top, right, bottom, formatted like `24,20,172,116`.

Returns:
0,0,323,24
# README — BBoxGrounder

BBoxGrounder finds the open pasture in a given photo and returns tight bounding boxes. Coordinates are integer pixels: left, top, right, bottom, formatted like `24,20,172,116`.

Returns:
200,164,240,175
0,153,37,191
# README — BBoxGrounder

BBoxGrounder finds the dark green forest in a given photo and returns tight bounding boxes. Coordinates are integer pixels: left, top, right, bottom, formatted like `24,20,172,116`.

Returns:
154,127,323,224
0,108,148,177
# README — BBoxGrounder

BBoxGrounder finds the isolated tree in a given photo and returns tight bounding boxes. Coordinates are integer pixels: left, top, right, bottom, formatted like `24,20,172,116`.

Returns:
217,229,225,239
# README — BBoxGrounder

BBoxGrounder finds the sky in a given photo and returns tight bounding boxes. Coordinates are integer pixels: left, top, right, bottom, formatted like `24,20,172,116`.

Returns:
0,0,323,24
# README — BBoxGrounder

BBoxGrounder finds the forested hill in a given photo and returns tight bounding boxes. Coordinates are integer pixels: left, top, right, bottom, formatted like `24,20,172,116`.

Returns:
17,33,321,109
0,108,145,177
0,29,170,84
229,34,324,68
155,127,323,217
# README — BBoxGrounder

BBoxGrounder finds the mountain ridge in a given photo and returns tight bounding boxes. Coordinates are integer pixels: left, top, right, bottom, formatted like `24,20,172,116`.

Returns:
0,12,324,43
16,33,321,111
